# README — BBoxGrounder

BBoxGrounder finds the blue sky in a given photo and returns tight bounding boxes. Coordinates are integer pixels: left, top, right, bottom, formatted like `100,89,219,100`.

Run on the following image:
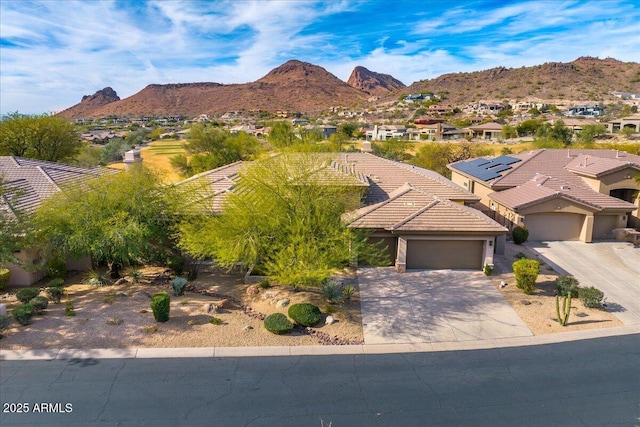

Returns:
1,0,639,115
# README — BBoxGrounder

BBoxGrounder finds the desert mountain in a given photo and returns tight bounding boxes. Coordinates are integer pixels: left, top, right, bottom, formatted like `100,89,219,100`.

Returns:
347,66,406,96
59,60,369,119
401,57,640,104
59,87,120,118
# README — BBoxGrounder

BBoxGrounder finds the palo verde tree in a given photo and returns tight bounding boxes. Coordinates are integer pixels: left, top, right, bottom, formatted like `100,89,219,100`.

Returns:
177,153,383,286
34,166,173,278
411,142,492,178
170,125,261,177
0,112,84,162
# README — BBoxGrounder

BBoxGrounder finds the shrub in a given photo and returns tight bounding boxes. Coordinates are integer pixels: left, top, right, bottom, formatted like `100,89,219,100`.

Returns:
579,286,605,308
150,291,170,322
0,268,10,292
321,281,342,302
0,314,12,336
167,256,184,275
263,313,293,334
11,304,34,326
556,276,580,297
15,287,40,303
46,286,64,303
512,258,540,295
65,294,76,316
514,251,527,260
288,303,322,327
46,256,67,279
171,277,187,296
85,270,108,286
483,264,494,276
342,284,356,301
29,296,49,314
127,268,142,283
209,317,224,325
512,226,529,245
47,277,65,287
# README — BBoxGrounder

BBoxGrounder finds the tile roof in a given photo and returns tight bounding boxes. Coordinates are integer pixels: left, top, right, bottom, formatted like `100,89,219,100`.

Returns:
489,173,638,212
346,183,506,233
565,154,640,178
0,156,118,215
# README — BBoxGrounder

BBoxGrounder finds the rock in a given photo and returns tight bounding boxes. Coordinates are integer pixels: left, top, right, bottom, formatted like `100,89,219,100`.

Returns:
246,285,259,296
215,299,230,309
520,299,531,305
244,325,253,332
500,280,507,288
275,298,290,308
114,278,128,285
204,303,217,314
325,315,335,325
117,293,128,298
261,290,279,300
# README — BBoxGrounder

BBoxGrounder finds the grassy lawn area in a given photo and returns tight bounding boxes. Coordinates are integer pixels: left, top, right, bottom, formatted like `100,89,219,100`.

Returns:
111,139,186,183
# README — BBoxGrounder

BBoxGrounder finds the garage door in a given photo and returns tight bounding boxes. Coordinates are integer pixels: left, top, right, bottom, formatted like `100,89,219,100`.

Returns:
524,213,583,241
366,237,397,266
406,240,483,270
592,215,618,240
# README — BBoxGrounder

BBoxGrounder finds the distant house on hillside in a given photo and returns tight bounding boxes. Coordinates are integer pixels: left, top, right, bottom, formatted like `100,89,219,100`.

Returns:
466,122,503,140
606,114,640,133
365,125,407,140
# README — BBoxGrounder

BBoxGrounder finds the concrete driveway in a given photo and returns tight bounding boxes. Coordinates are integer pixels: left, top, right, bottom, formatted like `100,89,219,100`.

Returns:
526,241,640,325
357,268,532,345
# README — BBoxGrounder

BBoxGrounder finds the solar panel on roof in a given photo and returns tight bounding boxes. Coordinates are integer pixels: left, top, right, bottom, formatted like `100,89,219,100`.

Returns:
454,155,521,182
491,155,520,165
487,164,511,173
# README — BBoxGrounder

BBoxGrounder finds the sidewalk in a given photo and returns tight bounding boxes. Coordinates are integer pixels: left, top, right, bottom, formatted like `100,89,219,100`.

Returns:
2,324,637,361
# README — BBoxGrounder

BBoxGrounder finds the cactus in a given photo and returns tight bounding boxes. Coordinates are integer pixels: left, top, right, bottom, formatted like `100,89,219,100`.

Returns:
556,293,572,326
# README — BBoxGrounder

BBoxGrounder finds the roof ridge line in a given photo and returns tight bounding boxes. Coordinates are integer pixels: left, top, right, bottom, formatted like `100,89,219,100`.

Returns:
346,183,414,223
36,166,61,191
390,195,439,231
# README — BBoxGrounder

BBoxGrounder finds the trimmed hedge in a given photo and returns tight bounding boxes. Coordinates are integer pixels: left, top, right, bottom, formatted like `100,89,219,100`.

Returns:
512,226,529,245
288,303,322,327
150,292,170,322
29,296,49,314
46,286,64,304
11,304,34,326
0,268,10,292
15,287,40,304
264,313,293,334
512,258,540,295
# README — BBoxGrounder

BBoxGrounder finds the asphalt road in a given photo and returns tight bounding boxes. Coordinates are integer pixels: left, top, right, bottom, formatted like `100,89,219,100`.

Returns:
1,334,639,426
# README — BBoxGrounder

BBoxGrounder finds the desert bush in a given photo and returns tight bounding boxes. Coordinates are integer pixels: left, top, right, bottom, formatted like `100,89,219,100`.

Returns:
29,296,49,314
47,277,65,287
263,313,293,334
85,270,108,286
512,226,529,245
65,292,76,316
15,287,40,303
514,251,527,259
167,256,184,275
0,314,12,336
342,284,356,301
171,277,187,296
579,286,605,308
483,264,493,276
151,291,171,322
512,258,540,295
46,256,67,279
0,268,10,292
258,279,272,289
127,268,142,283
321,281,342,302
45,286,63,303
11,304,34,326
209,317,224,325
288,303,322,326
556,276,580,297
143,325,158,334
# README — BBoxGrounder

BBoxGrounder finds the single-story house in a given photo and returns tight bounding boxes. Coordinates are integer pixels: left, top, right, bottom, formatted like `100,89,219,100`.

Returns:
448,149,640,242
606,114,640,133
365,125,407,141
466,122,504,140
178,153,507,272
0,156,118,286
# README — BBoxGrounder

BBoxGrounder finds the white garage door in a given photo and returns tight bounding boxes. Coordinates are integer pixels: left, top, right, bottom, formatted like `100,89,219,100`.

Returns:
524,213,583,241
406,240,484,270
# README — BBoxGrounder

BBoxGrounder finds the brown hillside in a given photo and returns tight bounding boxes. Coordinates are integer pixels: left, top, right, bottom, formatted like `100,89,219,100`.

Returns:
64,60,369,119
347,66,406,96
400,57,640,104
58,87,120,119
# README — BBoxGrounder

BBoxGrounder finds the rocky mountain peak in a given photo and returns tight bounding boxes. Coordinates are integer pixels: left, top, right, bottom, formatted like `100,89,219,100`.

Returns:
347,66,406,95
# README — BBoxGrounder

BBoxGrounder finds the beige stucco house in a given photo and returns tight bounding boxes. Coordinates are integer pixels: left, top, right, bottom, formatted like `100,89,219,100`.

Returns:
448,149,640,243
182,153,507,272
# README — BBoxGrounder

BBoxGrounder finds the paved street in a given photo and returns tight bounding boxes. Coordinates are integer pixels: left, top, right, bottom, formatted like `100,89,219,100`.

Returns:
358,268,532,344
1,334,638,426
527,241,640,325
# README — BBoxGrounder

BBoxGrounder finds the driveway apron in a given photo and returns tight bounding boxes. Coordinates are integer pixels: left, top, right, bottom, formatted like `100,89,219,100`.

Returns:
357,268,532,345
526,241,640,326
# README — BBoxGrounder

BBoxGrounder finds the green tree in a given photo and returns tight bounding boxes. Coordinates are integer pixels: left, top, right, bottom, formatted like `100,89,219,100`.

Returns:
371,138,414,161
34,166,173,278
0,112,84,162
267,121,297,148
411,142,492,178
501,124,518,139
535,120,573,147
171,126,261,177
177,154,379,286
576,124,607,145
339,123,358,138
99,138,131,165
516,118,544,136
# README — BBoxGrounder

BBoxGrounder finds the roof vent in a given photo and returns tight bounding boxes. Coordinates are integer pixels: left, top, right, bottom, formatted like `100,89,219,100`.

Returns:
560,185,570,190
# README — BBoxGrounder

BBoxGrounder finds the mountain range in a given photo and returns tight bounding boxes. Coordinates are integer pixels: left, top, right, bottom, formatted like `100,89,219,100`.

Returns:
59,57,640,120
